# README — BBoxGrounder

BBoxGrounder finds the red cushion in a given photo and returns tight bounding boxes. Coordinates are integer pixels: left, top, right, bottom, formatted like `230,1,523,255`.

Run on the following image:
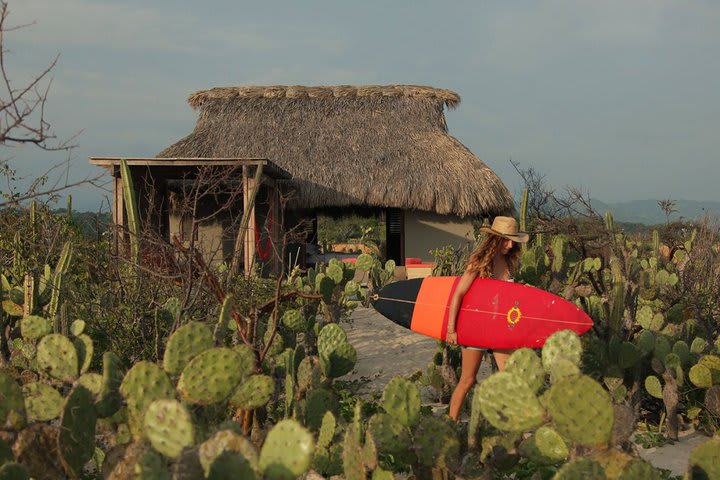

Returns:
406,257,422,265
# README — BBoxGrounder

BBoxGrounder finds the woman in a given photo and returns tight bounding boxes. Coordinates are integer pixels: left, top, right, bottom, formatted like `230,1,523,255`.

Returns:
445,216,529,421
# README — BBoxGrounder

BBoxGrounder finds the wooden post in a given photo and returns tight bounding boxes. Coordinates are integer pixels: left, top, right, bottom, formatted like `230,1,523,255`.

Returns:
244,167,257,277
113,168,125,255
270,183,281,275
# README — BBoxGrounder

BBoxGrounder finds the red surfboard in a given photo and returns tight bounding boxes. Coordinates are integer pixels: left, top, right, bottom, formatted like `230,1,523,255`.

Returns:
372,277,593,349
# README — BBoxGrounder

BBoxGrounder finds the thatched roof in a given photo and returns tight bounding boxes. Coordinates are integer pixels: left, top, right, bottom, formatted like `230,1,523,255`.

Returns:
158,85,514,217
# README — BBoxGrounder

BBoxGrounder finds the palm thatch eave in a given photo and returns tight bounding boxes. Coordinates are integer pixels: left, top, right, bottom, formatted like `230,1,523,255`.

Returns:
158,85,514,217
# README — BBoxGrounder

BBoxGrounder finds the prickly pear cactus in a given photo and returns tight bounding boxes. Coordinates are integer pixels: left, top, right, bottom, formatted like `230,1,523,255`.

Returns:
229,374,274,410
36,333,78,383
304,388,338,431
546,375,614,447
552,457,607,479
0,463,29,479
518,426,568,465
163,321,214,376
476,372,545,432
177,348,244,405
73,333,94,374
687,437,720,480
198,430,259,477
207,451,257,480
96,351,124,418
282,308,309,332
119,361,175,436
58,385,97,478
77,372,103,397
542,330,582,373
22,382,63,422
0,371,26,430
143,399,194,458
381,377,420,428
367,413,414,467
505,348,545,393
413,415,459,469
20,315,51,341
259,419,314,480
317,323,357,378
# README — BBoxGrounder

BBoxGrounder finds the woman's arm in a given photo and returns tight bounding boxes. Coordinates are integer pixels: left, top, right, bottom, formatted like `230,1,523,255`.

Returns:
445,270,478,345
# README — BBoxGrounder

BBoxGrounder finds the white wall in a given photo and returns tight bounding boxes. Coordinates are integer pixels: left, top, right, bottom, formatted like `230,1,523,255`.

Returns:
404,211,475,263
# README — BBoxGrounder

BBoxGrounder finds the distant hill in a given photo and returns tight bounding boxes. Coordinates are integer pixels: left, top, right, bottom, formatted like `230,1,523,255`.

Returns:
590,199,720,225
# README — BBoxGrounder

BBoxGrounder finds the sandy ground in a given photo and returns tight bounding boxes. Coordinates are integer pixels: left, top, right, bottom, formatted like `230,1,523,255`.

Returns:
342,306,709,477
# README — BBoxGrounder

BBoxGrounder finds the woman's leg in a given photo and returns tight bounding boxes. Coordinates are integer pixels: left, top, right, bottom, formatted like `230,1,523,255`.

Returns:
492,349,514,371
448,348,485,421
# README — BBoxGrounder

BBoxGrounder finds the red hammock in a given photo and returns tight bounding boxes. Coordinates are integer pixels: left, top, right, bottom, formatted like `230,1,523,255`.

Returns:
254,210,272,260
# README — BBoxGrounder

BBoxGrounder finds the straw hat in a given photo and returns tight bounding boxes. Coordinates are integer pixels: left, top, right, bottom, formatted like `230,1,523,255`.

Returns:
479,216,529,243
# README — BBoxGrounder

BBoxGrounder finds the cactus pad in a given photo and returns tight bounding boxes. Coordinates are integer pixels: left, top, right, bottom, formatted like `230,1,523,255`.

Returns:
259,419,314,480
143,399,194,458
199,430,259,477
0,463,29,479
553,458,606,479
36,334,78,382
618,342,641,369
367,413,414,466
282,309,308,332
689,364,714,389
381,377,421,427
688,437,720,480
476,372,545,432
635,330,656,353
620,459,661,479
304,388,338,431
22,382,63,422
73,334,94,374
178,347,244,405
542,330,582,372
546,375,614,446
644,376,663,399
207,451,257,480
355,254,374,272
229,374,274,410
163,321,214,376
96,351,124,418
342,426,365,480
70,319,86,336
77,372,103,397
58,385,97,478
518,426,568,465
0,371,26,430
20,315,51,341
690,337,708,355
413,416,459,469
326,264,343,284
637,306,664,331
505,348,545,393
317,411,337,450
317,324,357,378
119,361,175,436
232,344,256,379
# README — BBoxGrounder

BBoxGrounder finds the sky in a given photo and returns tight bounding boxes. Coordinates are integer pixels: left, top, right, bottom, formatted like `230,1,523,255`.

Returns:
5,0,720,211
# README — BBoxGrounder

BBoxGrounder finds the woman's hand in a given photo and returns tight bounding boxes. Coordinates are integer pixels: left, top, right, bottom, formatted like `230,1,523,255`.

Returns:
445,331,458,345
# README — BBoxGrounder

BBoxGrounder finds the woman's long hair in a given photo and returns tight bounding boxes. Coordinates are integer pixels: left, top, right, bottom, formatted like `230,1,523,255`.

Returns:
466,234,522,278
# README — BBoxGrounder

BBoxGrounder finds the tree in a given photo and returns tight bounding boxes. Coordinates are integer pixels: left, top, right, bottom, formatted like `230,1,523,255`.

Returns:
0,1,99,207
